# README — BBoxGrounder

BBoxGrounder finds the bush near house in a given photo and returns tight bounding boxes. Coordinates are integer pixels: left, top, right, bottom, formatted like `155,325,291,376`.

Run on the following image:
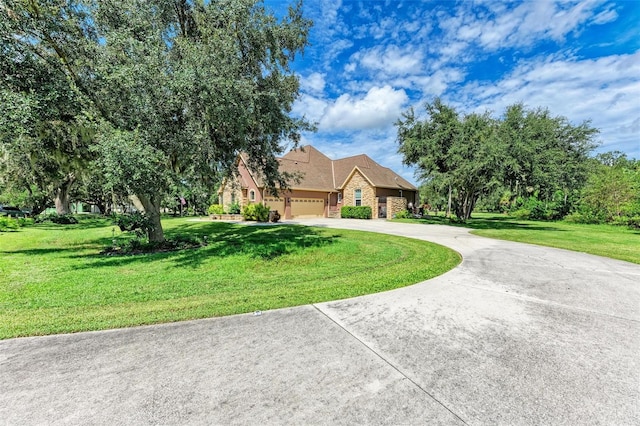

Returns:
341,206,372,219
242,203,270,222
207,204,225,215
394,210,412,219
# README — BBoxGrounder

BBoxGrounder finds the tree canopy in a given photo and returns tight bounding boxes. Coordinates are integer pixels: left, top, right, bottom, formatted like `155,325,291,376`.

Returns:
1,0,312,240
397,99,599,221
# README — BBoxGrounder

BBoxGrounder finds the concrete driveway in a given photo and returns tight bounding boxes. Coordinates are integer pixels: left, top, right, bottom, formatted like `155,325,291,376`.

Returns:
1,219,639,425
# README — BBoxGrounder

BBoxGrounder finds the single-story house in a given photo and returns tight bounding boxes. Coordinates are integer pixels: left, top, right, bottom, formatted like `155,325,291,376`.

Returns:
218,145,418,219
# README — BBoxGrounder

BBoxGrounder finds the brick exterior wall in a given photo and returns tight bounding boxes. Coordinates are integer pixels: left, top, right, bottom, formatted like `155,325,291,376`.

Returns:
342,170,376,211
387,196,407,219
220,177,244,212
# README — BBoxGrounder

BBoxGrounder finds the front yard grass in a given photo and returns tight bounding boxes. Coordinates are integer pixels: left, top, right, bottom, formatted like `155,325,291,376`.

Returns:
394,212,640,264
0,216,460,339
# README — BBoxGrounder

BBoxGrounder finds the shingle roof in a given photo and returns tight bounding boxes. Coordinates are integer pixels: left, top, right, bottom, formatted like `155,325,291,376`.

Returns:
277,145,417,191
278,146,335,190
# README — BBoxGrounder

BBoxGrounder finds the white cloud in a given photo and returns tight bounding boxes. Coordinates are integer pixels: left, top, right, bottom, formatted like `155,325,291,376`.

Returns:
456,51,640,157
319,85,409,131
437,1,615,52
351,45,424,77
292,94,328,124
300,72,326,95
592,7,618,24
322,38,354,65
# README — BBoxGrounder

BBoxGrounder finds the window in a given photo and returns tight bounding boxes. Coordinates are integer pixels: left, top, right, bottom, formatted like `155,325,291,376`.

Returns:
231,193,236,204
337,192,342,203
354,189,362,206
249,190,255,201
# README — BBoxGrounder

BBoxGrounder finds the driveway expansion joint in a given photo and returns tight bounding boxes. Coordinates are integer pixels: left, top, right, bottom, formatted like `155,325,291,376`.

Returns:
312,303,469,425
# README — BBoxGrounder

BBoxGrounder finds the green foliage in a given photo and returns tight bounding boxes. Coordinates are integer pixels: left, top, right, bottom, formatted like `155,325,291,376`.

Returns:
104,234,207,255
208,204,225,215
1,0,312,242
508,191,570,221
341,206,372,219
35,213,79,224
394,210,412,219
111,212,153,238
398,100,598,221
576,153,640,225
242,203,270,222
228,202,242,215
0,217,20,231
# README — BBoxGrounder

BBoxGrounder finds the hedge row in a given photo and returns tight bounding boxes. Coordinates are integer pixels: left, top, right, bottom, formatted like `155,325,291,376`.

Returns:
341,206,372,219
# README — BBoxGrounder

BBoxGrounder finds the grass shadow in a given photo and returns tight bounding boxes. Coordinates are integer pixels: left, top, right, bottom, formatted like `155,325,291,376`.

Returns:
73,222,340,270
400,214,566,232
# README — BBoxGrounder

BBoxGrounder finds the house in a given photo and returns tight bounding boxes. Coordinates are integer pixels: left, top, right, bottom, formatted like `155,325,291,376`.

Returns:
218,145,418,219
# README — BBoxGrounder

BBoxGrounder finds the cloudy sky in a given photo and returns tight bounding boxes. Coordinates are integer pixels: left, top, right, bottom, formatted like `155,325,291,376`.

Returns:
269,0,640,185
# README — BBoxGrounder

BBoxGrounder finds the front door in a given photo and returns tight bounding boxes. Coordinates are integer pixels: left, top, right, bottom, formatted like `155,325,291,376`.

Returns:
378,197,387,218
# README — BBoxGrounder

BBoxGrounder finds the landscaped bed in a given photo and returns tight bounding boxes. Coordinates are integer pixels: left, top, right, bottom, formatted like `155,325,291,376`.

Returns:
0,216,460,339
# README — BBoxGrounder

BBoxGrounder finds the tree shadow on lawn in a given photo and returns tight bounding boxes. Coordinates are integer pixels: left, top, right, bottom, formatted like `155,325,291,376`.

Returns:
74,223,340,270
407,214,566,231
32,217,113,230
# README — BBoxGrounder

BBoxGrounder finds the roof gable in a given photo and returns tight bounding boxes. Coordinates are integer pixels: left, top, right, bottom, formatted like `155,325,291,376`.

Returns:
238,145,416,192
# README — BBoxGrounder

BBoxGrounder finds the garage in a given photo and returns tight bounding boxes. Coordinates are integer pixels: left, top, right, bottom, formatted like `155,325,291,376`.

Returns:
263,197,285,214
291,197,325,218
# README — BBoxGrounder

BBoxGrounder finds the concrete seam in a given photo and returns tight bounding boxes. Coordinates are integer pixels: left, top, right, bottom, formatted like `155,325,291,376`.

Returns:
458,283,640,324
312,304,469,425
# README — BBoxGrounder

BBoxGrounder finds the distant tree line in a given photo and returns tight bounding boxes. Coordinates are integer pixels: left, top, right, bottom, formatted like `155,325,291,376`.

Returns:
397,99,639,227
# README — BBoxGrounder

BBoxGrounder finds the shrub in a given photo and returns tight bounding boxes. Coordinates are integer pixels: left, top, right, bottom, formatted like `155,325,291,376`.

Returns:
35,213,79,224
242,203,270,222
510,208,531,220
394,210,411,219
612,215,640,229
0,216,20,231
341,206,372,219
111,212,153,238
228,202,241,214
564,206,607,224
207,204,225,215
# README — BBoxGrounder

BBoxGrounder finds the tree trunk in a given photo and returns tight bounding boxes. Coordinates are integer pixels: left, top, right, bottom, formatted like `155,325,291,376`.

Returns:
446,184,452,218
54,174,75,215
130,194,164,242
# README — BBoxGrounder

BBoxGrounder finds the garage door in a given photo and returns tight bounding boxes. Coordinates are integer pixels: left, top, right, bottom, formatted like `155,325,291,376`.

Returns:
291,197,324,218
263,197,285,214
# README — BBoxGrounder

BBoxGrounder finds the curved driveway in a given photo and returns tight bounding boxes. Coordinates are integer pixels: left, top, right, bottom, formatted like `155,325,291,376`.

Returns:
1,219,639,425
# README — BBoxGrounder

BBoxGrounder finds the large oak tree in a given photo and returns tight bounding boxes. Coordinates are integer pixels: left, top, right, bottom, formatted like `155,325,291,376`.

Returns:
1,0,311,240
397,99,599,221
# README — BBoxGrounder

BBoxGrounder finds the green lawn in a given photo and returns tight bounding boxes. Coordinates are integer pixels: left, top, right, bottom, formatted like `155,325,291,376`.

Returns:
0,216,460,339
394,212,640,264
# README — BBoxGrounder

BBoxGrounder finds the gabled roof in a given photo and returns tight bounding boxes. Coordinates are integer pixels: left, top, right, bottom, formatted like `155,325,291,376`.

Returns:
236,145,416,192
278,146,335,191
283,145,416,192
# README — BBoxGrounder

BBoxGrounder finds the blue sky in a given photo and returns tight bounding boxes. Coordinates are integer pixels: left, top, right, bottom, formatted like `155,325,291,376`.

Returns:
268,0,640,185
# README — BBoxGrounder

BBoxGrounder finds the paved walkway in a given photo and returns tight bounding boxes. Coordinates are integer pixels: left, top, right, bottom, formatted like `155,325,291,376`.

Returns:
1,219,639,425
